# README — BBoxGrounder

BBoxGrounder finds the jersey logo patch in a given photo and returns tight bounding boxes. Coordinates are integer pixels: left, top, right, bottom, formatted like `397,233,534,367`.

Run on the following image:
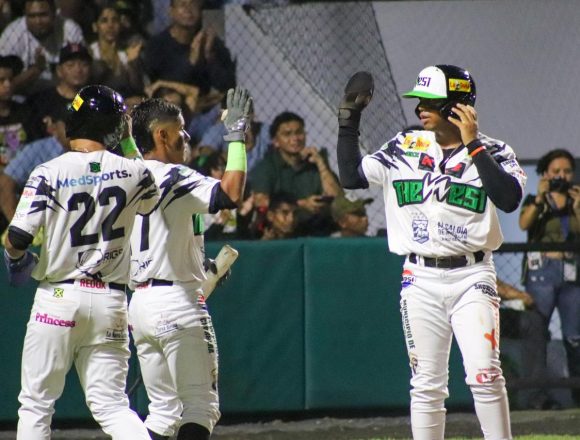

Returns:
402,135,431,151
53,288,64,298
445,162,466,178
412,217,429,243
418,153,434,172
89,162,101,173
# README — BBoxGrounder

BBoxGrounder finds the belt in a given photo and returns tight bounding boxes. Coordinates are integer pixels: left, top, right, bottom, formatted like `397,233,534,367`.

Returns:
409,251,485,269
58,279,127,291
150,279,174,287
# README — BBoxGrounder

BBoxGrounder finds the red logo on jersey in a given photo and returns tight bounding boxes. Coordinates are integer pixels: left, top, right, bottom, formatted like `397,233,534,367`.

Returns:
445,162,466,178
418,153,435,172
476,367,500,384
79,279,106,289
484,328,497,350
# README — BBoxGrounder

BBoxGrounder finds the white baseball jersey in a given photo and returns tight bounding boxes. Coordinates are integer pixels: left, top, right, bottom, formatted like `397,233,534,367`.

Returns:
361,130,526,256
10,151,158,283
129,160,219,286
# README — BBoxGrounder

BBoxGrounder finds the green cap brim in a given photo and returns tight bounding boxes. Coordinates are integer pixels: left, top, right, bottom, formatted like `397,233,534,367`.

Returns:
402,90,447,99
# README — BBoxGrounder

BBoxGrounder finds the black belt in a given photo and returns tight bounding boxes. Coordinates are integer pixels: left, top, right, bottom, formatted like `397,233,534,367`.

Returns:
409,251,485,269
150,279,174,287
58,279,127,291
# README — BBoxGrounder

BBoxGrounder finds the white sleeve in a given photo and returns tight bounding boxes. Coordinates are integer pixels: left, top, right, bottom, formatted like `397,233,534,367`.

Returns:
159,165,219,214
9,165,51,237
135,165,160,215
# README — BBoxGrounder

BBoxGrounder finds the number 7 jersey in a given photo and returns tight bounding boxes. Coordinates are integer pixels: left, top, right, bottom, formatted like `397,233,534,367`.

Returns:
10,150,159,283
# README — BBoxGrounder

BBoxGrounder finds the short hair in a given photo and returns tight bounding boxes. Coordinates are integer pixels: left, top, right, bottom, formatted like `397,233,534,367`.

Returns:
269,192,297,211
269,111,304,139
536,148,575,175
131,98,182,155
25,0,55,10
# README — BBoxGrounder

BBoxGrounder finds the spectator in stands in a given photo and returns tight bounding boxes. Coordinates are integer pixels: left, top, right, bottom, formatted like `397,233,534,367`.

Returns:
0,54,33,171
496,279,558,409
113,0,151,48
330,196,371,238
0,0,14,31
143,0,236,142
197,151,254,240
251,111,343,236
519,148,580,405
199,106,271,172
0,0,84,95
146,79,200,129
260,192,297,240
89,2,144,98
26,42,91,140
0,101,68,226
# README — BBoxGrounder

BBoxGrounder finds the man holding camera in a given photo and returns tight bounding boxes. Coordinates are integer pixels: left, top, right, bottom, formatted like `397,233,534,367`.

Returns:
519,148,580,406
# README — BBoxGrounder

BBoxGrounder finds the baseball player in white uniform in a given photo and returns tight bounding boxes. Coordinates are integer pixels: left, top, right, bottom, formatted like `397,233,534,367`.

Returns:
336,66,527,440
3,85,159,439
128,88,252,440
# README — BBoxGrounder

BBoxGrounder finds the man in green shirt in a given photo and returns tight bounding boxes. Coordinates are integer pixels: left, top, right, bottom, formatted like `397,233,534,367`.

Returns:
251,111,342,236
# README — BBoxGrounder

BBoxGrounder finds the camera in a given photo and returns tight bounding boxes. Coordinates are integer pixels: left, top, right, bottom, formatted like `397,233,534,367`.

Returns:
548,177,571,193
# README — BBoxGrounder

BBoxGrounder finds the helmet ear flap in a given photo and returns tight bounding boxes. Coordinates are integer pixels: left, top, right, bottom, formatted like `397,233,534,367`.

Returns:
440,101,457,120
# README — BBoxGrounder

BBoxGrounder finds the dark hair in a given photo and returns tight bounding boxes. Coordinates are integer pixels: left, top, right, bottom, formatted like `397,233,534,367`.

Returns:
269,111,304,139
269,192,297,211
0,55,23,76
536,148,575,175
131,98,182,155
25,0,55,10
197,151,225,176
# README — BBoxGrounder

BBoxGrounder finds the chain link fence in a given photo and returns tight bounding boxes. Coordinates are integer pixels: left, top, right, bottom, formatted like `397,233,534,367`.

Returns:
224,3,409,235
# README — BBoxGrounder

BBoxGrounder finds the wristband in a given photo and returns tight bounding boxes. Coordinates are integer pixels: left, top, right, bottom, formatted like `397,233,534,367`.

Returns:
465,139,484,154
120,137,142,159
469,146,486,158
225,141,247,172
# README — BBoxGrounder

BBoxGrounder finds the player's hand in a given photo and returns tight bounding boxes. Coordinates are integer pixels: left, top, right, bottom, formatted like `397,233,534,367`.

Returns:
222,87,253,142
448,103,478,146
338,71,374,129
203,257,231,288
4,249,38,287
536,177,550,199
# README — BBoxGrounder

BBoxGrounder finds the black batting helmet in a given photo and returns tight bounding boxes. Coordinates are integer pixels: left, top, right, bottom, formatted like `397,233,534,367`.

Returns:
66,85,127,149
402,65,476,119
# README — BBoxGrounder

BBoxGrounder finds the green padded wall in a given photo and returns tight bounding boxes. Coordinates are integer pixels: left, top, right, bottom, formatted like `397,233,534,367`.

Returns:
0,238,471,425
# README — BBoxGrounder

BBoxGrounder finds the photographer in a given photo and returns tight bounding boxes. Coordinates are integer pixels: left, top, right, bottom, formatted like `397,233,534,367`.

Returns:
519,147,580,406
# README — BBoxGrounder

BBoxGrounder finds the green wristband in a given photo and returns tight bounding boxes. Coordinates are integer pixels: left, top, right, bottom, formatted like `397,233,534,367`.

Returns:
120,137,142,159
225,141,247,172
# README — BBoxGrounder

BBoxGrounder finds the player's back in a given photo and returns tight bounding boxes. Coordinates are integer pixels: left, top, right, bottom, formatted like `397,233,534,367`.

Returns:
11,150,158,283
130,161,219,286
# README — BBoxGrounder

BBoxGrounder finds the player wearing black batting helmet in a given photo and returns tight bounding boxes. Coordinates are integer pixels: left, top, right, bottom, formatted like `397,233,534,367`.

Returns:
402,64,476,120
66,84,127,150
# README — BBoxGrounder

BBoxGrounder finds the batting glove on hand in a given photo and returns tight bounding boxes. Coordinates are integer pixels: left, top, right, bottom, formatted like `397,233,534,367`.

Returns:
4,249,39,287
203,257,231,288
222,87,253,142
338,71,374,129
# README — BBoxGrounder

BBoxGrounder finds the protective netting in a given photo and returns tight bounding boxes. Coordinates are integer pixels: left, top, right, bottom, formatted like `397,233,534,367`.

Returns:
225,3,408,235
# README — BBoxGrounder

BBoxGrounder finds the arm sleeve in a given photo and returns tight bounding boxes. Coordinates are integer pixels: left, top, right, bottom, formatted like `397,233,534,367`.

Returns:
470,147,523,213
337,126,369,189
209,183,236,213
8,225,33,250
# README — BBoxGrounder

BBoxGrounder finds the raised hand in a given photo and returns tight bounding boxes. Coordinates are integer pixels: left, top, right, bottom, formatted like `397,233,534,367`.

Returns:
222,87,253,142
338,71,374,129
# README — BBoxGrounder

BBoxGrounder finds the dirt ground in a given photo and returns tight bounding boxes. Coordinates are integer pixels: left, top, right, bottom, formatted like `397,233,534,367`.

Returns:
1,409,580,439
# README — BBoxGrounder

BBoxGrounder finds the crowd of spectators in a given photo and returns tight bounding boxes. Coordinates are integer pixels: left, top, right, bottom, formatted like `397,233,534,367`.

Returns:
0,0,370,242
